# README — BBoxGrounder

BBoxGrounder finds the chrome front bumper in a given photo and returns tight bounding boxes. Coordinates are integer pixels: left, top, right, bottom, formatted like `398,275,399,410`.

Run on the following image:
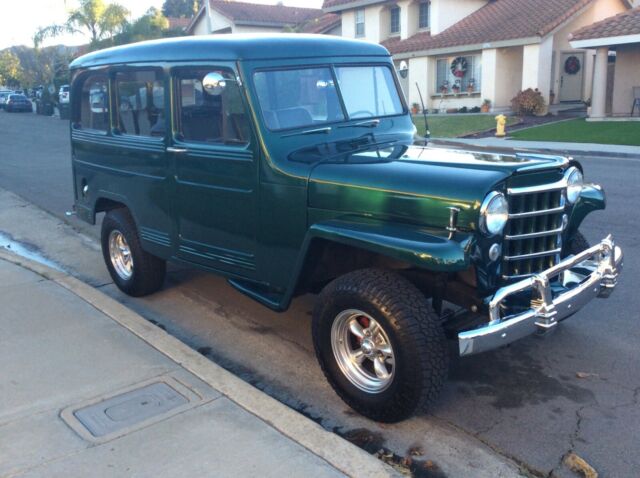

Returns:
459,235,623,356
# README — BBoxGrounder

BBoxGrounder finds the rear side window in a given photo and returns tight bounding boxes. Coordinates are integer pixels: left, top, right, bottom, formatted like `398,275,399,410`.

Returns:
174,69,250,145
115,70,165,137
77,75,109,132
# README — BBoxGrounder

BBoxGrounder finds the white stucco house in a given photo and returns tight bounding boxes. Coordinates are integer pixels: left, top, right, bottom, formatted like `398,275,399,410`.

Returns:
323,0,635,113
187,0,341,36
570,7,640,120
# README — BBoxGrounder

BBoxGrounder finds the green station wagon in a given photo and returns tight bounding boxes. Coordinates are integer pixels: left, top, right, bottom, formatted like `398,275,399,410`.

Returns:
69,35,623,422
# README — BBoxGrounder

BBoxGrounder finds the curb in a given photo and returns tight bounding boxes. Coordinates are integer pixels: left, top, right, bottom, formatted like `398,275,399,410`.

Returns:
0,248,397,478
430,138,640,159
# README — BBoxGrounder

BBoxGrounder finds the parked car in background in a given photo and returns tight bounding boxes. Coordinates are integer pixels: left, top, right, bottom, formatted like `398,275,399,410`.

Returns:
59,85,70,104
0,90,13,110
6,94,32,112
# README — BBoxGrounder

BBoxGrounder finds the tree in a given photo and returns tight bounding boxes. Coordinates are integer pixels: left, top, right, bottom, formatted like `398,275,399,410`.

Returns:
34,0,130,48
162,0,201,18
0,51,24,87
115,8,171,45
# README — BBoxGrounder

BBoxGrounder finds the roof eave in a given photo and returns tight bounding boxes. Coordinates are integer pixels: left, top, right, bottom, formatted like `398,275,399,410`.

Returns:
571,33,640,48
324,0,386,13
390,36,542,59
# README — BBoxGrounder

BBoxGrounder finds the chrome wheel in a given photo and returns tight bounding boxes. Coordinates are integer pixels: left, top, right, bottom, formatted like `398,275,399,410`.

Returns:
331,309,395,393
108,230,133,280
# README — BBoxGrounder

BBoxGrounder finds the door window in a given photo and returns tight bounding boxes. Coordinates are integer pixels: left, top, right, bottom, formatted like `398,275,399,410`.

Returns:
174,69,250,145
76,74,109,132
115,70,165,137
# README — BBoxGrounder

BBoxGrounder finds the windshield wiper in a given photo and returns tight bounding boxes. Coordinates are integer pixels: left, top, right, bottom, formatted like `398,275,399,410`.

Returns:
339,119,380,129
281,126,332,138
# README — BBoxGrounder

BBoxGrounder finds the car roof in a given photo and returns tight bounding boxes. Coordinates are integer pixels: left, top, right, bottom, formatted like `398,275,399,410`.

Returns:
70,34,390,69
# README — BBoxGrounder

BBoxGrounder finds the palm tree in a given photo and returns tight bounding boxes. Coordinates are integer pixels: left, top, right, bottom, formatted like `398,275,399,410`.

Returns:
34,0,129,47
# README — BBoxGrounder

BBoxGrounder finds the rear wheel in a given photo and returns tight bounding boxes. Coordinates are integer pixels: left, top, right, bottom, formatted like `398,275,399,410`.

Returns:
101,208,166,297
312,268,448,422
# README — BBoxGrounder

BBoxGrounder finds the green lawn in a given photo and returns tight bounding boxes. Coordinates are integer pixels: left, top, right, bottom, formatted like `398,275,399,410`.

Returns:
413,114,519,138
510,118,640,146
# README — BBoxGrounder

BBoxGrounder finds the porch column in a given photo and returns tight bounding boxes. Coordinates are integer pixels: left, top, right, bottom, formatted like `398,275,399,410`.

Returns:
522,37,553,106
590,47,609,119
481,49,498,110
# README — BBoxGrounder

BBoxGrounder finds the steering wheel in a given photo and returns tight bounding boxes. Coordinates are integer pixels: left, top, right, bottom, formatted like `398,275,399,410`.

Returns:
349,110,375,119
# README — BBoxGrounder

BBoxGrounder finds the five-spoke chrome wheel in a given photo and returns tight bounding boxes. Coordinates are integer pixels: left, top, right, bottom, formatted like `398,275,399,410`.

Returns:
331,309,395,393
108,229,133,280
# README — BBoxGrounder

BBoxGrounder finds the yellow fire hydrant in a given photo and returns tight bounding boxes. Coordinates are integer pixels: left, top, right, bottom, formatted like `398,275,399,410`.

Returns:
495,114,507,137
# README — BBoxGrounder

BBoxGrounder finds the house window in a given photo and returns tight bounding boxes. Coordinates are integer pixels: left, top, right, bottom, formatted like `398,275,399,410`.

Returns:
355,9,365,37
419,1,430,29
436,55,482,94
390,6,400,35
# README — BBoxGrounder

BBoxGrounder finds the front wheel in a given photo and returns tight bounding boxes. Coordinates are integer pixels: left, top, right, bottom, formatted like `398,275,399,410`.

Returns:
312,269,448,422
101,208,166,297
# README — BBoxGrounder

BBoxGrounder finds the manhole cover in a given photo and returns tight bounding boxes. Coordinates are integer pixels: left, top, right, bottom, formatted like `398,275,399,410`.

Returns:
73,382,188,438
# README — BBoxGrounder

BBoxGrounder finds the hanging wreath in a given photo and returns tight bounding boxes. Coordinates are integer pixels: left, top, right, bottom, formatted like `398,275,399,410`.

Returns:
564,56,581,75
450,57,468,78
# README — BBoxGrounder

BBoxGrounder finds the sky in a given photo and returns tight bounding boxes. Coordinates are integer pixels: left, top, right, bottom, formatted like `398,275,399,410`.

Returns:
0,0,324,50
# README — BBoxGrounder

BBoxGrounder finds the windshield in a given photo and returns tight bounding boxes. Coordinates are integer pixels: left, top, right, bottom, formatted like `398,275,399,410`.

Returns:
253,65,404,131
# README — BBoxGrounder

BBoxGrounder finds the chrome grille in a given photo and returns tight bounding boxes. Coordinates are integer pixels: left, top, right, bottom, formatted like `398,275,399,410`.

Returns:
503,187,566,279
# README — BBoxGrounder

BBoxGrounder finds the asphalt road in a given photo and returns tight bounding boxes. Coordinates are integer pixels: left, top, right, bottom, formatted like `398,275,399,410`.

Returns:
1,110,639,477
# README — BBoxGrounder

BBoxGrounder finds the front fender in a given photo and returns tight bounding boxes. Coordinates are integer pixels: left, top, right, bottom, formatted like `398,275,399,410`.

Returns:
567,184,606,240
307,218,473,272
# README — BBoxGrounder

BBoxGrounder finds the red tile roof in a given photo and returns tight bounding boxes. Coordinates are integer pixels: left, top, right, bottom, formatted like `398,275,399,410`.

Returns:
210,0,322,26
300,13,341,34
167,17,192,30
383,0,595,54
571,7,640,41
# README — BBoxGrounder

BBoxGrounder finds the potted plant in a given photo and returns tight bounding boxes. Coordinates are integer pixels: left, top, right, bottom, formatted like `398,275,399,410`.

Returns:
440,81,449,95
411,102,420,115
481,98,491,113
467,78,476,93
452,80,461,94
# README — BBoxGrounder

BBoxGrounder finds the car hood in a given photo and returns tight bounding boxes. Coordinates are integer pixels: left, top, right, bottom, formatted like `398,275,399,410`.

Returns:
308,144,568,231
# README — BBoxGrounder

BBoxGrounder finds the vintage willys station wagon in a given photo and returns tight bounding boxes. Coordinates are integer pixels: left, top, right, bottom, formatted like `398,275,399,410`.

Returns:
69,35,623,422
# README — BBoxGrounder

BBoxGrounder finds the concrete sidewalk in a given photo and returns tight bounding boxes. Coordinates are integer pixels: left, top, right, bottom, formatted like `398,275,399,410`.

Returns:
431,137,640,158
0,252,394,477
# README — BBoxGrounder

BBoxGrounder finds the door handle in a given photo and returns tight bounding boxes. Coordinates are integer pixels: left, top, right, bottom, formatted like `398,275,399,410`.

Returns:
167,147,188,154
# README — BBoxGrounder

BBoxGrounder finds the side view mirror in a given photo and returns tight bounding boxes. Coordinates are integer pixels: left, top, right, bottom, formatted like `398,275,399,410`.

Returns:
203,72,227,95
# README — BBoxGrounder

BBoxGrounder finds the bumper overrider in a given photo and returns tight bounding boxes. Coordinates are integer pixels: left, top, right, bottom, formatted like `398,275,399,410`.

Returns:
459,235,623,356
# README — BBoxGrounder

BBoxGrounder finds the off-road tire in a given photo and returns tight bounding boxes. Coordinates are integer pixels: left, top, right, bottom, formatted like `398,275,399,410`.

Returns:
312,268,448,423
101,208,166,297
568,231,590,256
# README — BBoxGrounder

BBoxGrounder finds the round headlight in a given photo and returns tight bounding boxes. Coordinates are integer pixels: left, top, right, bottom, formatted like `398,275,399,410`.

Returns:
480,191,509,235
565,167,583,204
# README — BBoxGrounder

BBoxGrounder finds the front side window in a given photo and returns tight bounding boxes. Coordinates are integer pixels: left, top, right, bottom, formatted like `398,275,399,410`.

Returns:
253,67,345,131
115,70,165,137
174,69,250,145
355,9,365,37
419,1,430,29
390,6,400,35
335,65,404,119
77,74,109,132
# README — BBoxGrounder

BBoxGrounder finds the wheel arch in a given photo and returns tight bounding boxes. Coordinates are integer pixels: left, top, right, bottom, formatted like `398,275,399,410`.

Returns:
280,218,473,310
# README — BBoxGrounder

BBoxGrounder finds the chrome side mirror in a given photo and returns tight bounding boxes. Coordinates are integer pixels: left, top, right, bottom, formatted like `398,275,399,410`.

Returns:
203,72,227,95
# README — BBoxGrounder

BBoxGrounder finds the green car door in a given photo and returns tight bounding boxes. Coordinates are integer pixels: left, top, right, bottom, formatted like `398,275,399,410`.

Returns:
170,65,259,278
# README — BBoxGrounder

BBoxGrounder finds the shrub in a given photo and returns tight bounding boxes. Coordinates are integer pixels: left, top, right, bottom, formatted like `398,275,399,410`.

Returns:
470,106,481,113
511,88,546,116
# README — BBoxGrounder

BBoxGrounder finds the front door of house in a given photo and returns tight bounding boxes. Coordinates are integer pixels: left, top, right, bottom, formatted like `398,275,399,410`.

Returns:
559,52,585,102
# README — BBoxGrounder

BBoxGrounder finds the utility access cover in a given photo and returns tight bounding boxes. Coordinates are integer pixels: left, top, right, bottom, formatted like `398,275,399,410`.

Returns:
73,382,188,438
